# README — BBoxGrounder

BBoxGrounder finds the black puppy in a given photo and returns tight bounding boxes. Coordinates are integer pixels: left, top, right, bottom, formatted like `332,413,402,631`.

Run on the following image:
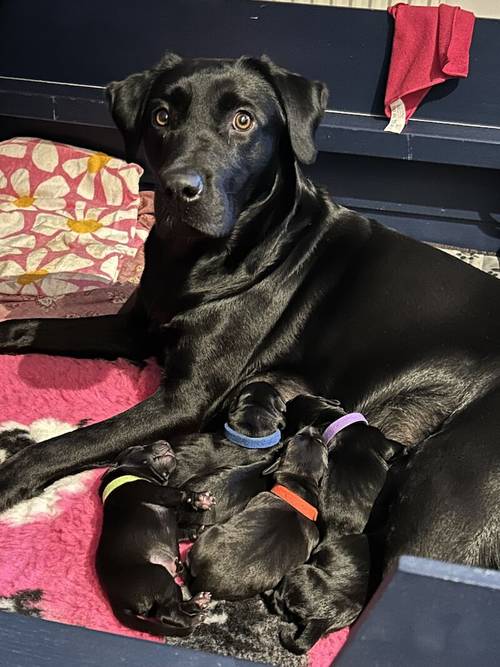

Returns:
268,395,406,653
95,440,215,636
172,381,286,530
188,427,327,600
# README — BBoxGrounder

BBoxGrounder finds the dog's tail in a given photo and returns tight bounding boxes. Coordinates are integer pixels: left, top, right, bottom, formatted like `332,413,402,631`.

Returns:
279,620,329,654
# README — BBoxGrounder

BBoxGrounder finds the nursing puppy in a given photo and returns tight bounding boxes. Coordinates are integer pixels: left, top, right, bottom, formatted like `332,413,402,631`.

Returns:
95,440,214,636
188,427,327,600
269,395,406,653
172,381,286,529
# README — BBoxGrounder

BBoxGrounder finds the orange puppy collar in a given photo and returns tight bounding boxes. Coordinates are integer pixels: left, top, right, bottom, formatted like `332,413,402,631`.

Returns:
271,484,318,522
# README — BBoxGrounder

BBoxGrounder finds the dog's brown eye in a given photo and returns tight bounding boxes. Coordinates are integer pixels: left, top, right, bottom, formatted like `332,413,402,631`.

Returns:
153,108,169,127
232,110,254,132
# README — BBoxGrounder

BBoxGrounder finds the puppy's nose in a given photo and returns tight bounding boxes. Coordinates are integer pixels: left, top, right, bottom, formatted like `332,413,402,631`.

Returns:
164,170,204,202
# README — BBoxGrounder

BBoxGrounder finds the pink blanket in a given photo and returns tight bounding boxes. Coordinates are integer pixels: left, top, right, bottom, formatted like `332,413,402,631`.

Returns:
0,353,347,665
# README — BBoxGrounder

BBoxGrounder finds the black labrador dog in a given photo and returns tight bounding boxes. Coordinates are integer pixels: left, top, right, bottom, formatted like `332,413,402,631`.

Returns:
0,53,499,572
266,395,406,653
96,440,214,636
188,427,327,600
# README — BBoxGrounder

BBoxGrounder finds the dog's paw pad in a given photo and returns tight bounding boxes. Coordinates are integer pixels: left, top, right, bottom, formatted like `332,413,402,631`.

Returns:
192,591,212,609
193,491,215,511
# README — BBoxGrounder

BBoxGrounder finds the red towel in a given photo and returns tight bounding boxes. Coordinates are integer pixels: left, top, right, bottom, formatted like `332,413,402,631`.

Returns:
384,3,475,132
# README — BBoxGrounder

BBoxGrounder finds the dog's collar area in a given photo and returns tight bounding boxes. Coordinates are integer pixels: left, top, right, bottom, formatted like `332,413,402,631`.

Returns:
271,484,318,522
322,412,368,448
101,474,151,504
223,423,281,449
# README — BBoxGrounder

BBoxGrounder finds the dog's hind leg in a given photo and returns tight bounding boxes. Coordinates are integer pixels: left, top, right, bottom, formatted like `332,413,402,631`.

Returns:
385,383,500,570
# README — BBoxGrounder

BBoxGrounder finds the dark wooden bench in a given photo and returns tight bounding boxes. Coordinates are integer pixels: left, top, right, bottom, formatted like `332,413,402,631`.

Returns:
337,555,500,667
0,608,265,667
3,555,500,666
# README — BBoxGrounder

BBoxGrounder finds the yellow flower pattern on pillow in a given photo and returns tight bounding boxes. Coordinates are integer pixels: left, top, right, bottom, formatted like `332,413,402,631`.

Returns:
0,138,143,298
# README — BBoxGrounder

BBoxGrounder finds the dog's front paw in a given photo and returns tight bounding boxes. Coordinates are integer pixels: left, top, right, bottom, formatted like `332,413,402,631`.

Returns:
0,320,37,352
189,491,215,511
0,427,35,463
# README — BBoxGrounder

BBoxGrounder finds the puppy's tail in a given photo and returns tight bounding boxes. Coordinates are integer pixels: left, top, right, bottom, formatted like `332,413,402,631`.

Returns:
279,621,328,655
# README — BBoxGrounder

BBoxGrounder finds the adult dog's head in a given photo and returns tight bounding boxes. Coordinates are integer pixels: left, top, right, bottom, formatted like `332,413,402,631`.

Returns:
107,54,328,238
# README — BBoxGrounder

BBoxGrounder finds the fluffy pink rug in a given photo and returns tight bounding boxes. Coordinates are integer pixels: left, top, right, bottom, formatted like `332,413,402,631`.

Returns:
0,353,348,664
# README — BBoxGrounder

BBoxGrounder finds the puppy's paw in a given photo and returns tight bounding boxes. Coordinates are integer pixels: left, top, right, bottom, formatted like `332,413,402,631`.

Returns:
190,491,215,511
192,591,212,610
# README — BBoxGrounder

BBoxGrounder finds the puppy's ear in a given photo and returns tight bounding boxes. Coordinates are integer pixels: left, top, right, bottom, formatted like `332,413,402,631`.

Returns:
247,55,328,165
106,52,182,160
262,458,281,476
378,438,407,462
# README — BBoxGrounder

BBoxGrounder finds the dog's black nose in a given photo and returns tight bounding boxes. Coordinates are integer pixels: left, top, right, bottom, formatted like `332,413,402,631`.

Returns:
165,170,204,202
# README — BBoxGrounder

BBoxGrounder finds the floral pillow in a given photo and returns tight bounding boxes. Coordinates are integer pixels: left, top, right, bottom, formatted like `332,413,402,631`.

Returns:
0,137,144,298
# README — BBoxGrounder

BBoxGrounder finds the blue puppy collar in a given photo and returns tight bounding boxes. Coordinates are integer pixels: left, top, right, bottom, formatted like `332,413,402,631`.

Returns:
224,423,281,449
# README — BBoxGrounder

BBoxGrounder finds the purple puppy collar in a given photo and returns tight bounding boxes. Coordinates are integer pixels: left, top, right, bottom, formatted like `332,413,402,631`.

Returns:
322,412,368,447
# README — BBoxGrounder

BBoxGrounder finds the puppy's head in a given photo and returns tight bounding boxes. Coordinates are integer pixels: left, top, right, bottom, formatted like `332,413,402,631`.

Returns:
227,381,286,437
284,394,345,436
107,53,328,239
114,440,176,481
267,426,328,486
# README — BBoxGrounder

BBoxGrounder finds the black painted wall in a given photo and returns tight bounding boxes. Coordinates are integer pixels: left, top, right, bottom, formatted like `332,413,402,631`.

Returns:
2,0,499,125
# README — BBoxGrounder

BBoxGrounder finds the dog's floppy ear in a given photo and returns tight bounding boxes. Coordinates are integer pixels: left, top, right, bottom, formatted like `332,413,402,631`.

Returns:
106,52,182,160
250,55,328,165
